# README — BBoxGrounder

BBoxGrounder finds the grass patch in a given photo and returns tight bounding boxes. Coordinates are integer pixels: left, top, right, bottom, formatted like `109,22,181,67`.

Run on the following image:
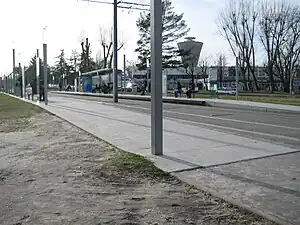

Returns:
0,93,43,132
220,95,300,106
105,151,170,180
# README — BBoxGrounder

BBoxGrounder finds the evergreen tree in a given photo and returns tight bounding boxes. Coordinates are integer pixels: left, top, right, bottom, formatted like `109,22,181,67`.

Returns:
25,55,44,86
55,49,68,76
135,0,190,70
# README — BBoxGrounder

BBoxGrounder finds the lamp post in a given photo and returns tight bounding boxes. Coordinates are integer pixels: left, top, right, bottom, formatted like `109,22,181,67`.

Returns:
235,56,239,100
12,49,16,95
43,43,48,105
36,49,40,102
42,26,48,105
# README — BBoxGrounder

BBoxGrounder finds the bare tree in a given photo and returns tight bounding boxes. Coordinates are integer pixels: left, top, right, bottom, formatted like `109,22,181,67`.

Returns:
215,52,228,88
272,4,300,93
199,55,211,91
218,0,259,91
78,30,88,44
98,25,126,69
125,60,138,78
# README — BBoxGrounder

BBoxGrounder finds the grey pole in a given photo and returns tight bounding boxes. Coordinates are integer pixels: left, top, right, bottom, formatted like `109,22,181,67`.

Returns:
9,74,12,93
3,76,6,93
12,49,16,94
43,44,48,105
18,63,22,97
123,54,126,91
235,56,239,100
36,49,40,102
289,73,293,96
150,0,163,155
113,0,118,103
22,66,25,98
146,58,150,92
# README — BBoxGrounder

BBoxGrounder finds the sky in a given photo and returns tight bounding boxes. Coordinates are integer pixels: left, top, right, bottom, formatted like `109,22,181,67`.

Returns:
0,0,298,76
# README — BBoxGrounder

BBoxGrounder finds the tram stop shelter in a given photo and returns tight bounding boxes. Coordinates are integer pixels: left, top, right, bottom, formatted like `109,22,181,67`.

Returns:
78,68,123,93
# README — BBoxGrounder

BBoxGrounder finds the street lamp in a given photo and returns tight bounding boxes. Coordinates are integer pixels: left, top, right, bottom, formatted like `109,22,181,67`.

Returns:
42,25,48,105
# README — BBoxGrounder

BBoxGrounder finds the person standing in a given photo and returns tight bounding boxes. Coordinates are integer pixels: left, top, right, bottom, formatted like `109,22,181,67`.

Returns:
141,78,147,96
177,81,182,97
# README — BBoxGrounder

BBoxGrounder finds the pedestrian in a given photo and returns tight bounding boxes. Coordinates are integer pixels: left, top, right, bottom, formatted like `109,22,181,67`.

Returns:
177,81,182,97
59,81,63,92
141,79,147,96
39,80,45,101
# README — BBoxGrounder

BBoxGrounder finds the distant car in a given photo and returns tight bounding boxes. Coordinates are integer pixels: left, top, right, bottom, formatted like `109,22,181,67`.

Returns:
216,87,236,95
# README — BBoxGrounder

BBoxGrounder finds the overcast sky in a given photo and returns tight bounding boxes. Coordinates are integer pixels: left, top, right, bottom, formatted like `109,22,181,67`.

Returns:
0,0,298,76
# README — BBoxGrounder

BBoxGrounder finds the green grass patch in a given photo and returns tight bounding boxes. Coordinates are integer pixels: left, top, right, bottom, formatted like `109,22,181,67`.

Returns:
220,95,300,106
0,94,43,119
106,151,170,180
0,93,43,132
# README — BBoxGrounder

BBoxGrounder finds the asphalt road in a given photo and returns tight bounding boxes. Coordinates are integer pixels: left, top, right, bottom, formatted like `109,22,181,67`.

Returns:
49,93,300,150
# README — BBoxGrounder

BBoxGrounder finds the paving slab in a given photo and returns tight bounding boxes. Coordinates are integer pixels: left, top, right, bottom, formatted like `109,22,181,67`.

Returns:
176,152,300,225
36,95,298,173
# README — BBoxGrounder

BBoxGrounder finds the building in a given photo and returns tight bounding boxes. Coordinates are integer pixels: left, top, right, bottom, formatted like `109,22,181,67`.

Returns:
132,67,206,90
208,66,286,91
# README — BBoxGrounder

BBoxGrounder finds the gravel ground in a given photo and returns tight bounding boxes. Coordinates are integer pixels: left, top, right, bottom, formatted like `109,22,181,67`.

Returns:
0,112,277,225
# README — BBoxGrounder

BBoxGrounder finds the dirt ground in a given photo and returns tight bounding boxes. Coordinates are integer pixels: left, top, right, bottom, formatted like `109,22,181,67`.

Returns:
0,112,277,225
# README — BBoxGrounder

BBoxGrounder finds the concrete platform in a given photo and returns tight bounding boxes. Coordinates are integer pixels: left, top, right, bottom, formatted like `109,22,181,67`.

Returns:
38,95,298,173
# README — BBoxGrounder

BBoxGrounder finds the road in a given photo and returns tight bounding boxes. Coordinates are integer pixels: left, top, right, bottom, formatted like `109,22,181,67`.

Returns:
49,92,300,150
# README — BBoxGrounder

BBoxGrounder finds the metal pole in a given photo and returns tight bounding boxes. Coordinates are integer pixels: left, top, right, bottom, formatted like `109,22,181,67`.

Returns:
290,73,293,96
4,76,7,93
123,54,126,92
12,49,15,94
113,0,118,103
9,74,12,93
147,58,150,92
22,66,25,98
43,44,48,105
36,49,40,102
150,0,163,155
235,56,239,100
18,63,21,97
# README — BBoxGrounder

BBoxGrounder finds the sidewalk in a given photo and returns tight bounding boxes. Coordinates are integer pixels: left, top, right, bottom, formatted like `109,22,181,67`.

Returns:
40,95,297,172
11,94,300,225
52,91,300,113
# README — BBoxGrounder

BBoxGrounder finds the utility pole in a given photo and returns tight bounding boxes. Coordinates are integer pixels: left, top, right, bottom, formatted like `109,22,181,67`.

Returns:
18,63,22,97
12,49,16,94
36,49,40,102
22,66,25,99
147,58,150,92
235,56,239,100
78,0,149,101
43,44,48,105
123,54,126,91
151,0,163,155
4,76,7,93
290,73,293,96
113,0,118,103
